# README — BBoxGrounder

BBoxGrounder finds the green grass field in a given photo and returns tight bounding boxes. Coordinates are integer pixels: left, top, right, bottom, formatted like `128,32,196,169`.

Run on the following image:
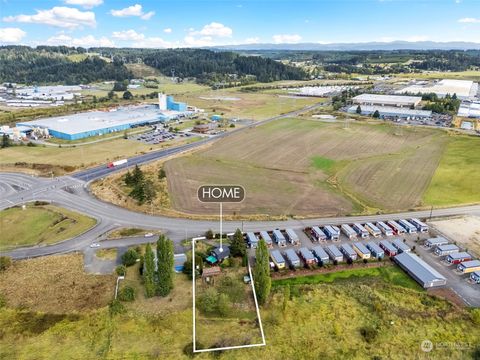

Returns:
423,135,480,206
395,70,480,81
0,204,96,250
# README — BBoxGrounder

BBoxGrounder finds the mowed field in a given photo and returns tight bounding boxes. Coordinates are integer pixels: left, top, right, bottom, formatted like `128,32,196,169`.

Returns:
165,118,451,216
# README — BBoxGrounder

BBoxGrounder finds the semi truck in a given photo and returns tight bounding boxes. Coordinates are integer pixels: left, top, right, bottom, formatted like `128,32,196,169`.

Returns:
107,159,128,168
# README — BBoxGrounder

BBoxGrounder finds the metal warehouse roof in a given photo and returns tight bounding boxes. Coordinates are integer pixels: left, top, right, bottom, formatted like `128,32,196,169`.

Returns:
459,260,480,268
366,242,384,254
395,252,446,287
299,247,315,261
312,246,329,259
425,237,449,245
272,229,286,240
246,232,258,244
260,231,272,243
340,243,356,255
436,244,459,252
392,239,410,251
353,242,370,255
348,105,432,117
447,252,472,260
380,240,397,252
285,228,299,240
326,245,343,257
17,105,161,135
284,249,301,263
353,93,422,105
270,250,285,264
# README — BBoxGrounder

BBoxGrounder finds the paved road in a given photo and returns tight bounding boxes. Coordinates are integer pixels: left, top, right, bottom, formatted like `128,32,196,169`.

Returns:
2,171,480,260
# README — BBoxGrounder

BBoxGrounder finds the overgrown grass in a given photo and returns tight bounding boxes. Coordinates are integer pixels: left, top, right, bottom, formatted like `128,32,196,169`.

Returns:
272,265,421,290
0,204,96,250
310,155,336,173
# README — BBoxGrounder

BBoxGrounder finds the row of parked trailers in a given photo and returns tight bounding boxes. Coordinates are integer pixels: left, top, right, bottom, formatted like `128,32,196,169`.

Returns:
424,236,480,279
309,218,428,242
268,239,411,269
245,229,300,249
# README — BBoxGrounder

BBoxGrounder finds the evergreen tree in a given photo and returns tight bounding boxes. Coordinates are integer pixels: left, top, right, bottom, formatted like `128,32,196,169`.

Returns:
230,228,246,257
131,165,144,185
129,183,145,204
143,243,156,298
254,239,271,306
124,170,134,186
372,110,380,118
143,179,157,204
356,105,362,114
1,134,11,148
156,235,174,296
123,90,133,100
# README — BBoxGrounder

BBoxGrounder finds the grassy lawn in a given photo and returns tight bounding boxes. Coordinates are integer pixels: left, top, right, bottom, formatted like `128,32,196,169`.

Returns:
424,135,480,206
395,70,480,81
272,265,421,290
310,155,336,174
0,204,96,251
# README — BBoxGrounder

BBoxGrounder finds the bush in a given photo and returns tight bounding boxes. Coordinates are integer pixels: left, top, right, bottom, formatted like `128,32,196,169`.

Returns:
121,249,139,267
115,265,126,276
109,299,126,315
205,229,214,240
360,326,378,343
197,288,218,315
118,286,136,302
217,293,230,317
0,256,12,272
0,293,6,309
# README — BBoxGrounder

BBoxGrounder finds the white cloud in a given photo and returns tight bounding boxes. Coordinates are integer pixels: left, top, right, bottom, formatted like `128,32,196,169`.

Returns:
47,34,114,47
183,35,214,47
112,29,144,41
458,17,480,23
3,7,96,29
63,0,103,9
163,28,172,33
0,27,26,43
140,11,155,20
191,22,232,37
243,37,260,44
110,4,154,20
272,34,302,44
135,37,171,48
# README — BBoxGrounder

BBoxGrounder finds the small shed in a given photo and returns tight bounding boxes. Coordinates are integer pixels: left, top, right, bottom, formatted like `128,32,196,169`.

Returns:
311,226,327,241
260,231,273,247
284,249,301,268
392,238,411,253
353,242,371,259
298,247,316,265
326,244,343,262
312,246,329,265
377,221,393,236
470,271,480,284
457,260,480,274
446,252,472,264
272,229,287,247
366,242,384,259
202,266,221,284
410,218,428,233
340,243,358,261
353,223,369,238
246,232,259,248
399,219,417,234
379,240,397,256
434,244,459,256
270,249,286,269
341,224,357,239
424,237,449,248
285,228,300,245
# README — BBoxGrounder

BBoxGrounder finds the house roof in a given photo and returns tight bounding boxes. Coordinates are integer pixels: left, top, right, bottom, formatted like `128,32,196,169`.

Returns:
202,266,221,277
212,246,230,260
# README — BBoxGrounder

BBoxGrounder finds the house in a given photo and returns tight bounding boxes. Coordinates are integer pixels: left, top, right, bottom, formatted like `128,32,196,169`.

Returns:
395,252,447,288
353,242,371,259
424,237,449,248
387,220,406,235
434,244,459,256
392,238,411,253
270,250,286,269
202,266,221,284
379,240,397,256
312,246,330,265
366,242,384,259
284,249,301,268
206,246,230,264
272,229,287,247
285,228,300,245
311,226,327,241
340,243,358,261
298,247,316,266
260,231,273,247
446,252,472,265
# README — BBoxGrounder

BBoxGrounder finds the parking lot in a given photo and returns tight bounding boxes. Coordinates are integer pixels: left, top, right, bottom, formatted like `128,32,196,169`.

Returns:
129,128,180,144
247,219,480,307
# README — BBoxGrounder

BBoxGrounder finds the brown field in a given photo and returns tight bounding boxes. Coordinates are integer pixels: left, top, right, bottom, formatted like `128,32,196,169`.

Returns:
164,119,445,217
429,216,480,257
0,253,115,313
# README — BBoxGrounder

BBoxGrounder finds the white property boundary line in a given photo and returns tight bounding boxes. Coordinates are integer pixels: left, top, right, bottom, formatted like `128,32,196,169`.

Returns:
192,239,266,353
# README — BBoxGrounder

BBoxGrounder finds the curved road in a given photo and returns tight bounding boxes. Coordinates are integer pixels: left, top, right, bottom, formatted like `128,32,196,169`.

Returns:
1,172,480,260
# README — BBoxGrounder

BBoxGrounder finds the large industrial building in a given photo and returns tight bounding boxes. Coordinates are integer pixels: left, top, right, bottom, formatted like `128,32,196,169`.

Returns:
397,79,478,100
457,101,480,118
395,252,447,288
352,94,422,108
348,105,432,119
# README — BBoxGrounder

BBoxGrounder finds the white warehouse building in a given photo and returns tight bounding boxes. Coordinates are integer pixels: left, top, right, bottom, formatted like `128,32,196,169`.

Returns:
348,105,432,119
352,94,422,108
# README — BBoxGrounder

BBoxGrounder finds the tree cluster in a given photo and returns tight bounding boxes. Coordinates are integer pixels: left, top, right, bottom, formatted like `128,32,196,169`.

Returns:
124,165,157,205
253,239,271,305
143,236,175,297
421,93,461,114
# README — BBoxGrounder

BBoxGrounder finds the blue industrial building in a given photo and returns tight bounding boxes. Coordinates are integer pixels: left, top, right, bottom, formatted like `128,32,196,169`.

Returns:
166,95,187,112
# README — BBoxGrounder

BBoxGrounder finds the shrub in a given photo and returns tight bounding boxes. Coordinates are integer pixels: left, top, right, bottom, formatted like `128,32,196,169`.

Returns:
118,286,136,302
217,293,230,317
205,229,214,239
197,288,218,315
0,256,12,272
121,249,139,266
115,265,126,276
109,299,126,315
360,325,378,343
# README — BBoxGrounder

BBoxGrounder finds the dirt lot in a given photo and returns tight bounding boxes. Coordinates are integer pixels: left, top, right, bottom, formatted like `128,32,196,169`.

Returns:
165,119,445,216
429,216,480,257
0,253,115,313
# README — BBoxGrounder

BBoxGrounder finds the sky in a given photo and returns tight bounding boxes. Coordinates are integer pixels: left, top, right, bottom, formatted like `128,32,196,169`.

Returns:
0,0,479,48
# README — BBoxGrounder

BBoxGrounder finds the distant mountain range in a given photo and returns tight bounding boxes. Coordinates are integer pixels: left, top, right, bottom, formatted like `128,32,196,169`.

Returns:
212,41,480,51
